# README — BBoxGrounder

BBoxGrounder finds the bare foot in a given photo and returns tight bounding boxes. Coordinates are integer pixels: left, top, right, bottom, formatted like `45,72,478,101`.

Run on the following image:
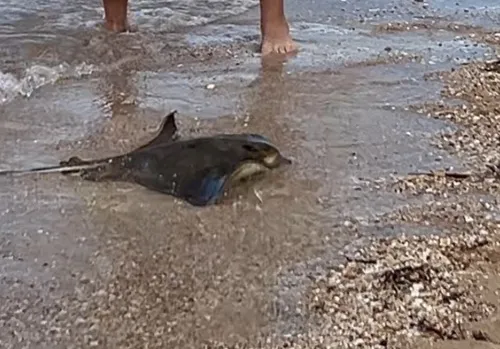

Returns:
102,0,129,32
259,0,298,56
104,21,128,32
261,30,297,55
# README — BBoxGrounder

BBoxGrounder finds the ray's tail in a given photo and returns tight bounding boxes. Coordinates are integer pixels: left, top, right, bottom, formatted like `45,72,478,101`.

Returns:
0,156,114,177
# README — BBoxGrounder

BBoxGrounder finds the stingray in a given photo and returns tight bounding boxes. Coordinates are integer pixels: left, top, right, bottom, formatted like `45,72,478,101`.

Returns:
0,111,292,206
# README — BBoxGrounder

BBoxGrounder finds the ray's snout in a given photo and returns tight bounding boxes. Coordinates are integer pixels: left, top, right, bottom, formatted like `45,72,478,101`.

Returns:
238,134,292,169
262,150,292,168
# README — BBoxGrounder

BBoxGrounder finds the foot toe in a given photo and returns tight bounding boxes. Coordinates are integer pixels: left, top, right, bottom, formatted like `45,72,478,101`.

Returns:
261,37,298,56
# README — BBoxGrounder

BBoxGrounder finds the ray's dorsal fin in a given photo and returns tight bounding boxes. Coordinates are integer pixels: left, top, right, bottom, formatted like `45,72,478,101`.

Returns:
134,110,179,151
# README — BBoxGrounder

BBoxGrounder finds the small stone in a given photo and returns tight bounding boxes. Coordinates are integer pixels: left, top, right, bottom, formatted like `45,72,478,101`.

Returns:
464,215,474,223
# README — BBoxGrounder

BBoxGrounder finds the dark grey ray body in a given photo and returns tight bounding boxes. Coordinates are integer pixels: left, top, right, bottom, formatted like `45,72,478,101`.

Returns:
0,111,291,206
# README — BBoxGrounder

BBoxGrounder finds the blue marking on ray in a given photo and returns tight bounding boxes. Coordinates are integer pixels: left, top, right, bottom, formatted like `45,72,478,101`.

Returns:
187,170,228,206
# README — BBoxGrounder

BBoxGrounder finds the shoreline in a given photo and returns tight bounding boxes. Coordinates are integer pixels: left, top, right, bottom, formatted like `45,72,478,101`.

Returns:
199,53,500,349
2,1,500,347
291,56,500,348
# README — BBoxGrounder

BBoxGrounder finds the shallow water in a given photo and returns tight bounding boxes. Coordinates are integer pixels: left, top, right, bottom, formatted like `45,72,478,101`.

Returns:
0,0,258,29
0,0,499,347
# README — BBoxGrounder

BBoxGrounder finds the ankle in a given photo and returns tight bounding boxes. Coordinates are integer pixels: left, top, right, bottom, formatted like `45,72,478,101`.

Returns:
261,18,290,38
105,20,127,32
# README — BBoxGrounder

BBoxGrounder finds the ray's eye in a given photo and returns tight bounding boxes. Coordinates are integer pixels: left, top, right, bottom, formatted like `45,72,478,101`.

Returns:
243,144,259,153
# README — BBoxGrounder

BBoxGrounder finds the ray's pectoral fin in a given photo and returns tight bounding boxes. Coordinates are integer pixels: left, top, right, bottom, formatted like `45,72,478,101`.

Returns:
134,110,179,151
178,167,230,207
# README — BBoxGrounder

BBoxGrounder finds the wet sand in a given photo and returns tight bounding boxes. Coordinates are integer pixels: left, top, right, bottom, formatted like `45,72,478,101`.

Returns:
1,0,500,348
